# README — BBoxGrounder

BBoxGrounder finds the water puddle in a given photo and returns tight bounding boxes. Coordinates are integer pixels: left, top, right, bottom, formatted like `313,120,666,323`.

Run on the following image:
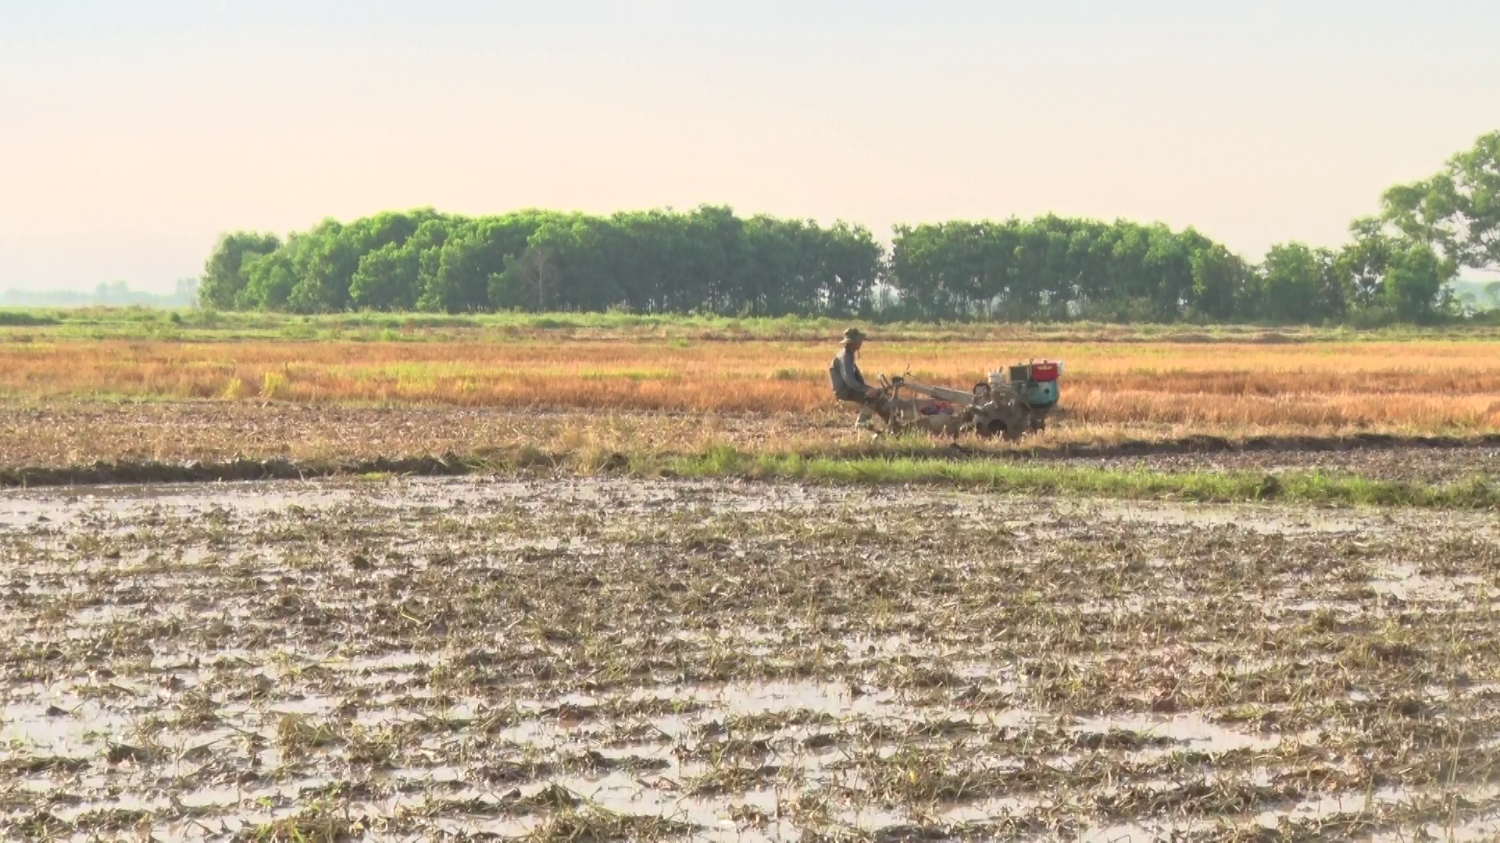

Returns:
1267,785,1500,836
1055,499,1370,535
1374,816,1500,842
1074,711,1281,755
0,697,132,757
1369,561,1484,604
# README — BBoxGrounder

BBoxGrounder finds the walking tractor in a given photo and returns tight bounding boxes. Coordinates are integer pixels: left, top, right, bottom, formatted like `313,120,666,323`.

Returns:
874,360,1063,441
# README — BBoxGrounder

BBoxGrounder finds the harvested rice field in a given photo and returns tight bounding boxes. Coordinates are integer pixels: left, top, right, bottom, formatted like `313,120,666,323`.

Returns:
3,476,1500,841
3,334,1500,433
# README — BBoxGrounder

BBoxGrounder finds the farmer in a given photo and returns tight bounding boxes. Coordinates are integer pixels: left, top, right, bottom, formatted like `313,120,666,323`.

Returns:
829,327,883,429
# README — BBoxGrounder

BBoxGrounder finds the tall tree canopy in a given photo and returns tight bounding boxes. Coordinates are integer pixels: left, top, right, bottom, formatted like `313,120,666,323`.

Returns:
200,132,1497,324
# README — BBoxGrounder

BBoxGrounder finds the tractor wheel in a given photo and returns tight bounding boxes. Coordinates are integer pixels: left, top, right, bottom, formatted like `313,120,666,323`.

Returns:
978,418,1008,439
1001,406,1032,441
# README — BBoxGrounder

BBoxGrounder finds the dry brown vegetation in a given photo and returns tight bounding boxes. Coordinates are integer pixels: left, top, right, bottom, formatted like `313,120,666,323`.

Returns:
3,337,1500,433
2,402,1498,490
3,477,1499,839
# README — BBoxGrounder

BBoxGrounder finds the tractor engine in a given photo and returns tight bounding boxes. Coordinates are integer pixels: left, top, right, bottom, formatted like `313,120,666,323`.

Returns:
1002,360,1061,431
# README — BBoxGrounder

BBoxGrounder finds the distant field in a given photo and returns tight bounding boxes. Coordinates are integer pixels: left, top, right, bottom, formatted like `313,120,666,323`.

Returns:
4,306,1500,342
1,310,1498,487
2,332,1499,434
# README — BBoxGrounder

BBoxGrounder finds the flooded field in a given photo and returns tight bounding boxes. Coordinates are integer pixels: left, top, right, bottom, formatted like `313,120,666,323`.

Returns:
3,477,1500,840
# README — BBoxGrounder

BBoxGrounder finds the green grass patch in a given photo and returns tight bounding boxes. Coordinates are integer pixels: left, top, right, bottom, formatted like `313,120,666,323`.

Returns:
577,368,678,381
6,443,1495,509
0,311,61,327
4,306,1500,344
654,447,1499,509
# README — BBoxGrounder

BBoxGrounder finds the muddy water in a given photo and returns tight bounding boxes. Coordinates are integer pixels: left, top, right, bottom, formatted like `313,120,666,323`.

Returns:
1071,443,1500,486
3,476,1498,840
7,473,1492,533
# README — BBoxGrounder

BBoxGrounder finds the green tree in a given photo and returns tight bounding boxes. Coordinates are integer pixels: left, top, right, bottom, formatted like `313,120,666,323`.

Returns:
492,246,561,312
1338,218,1393,310
1313,247,1350,321
736,216,802,316
238,250,298,310
350,242,420,311
1188,243,1247,321
286,221,358,314
819,221,883,317
199,232,280,309
196,159,1500,327
422,227,487,313
1143,223,1194,321
1381,130,1500,272
1384,242,1455,323
1259,243,1322,323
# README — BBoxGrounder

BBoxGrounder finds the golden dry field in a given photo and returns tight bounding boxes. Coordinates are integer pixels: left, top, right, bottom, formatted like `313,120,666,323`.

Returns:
3,336,1500,435
3,314,1500,479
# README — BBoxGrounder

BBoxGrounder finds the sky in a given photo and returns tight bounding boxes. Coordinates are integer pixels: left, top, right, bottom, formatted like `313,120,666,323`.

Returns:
2,1,1497,292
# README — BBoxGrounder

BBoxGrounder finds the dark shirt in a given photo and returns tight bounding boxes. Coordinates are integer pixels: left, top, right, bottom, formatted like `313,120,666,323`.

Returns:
840,346,866,390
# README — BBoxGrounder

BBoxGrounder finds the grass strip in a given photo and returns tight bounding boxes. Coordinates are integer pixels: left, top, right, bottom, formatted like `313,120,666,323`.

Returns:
2,444,1494,509
5,306,1500,343
661,445,1500,509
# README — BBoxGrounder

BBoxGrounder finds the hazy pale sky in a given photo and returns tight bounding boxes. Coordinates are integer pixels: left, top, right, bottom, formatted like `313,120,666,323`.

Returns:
2,1,1497,292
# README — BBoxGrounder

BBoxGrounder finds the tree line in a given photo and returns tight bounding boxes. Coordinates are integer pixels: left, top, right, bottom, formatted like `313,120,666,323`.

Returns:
200,132,1498,325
